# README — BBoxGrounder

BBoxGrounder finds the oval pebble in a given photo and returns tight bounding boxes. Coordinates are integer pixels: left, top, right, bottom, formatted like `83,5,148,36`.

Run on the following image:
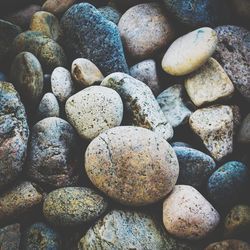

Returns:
42,0,76,16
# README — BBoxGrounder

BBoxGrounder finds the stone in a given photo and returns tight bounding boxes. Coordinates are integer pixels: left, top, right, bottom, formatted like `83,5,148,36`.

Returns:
42,0,76,16
61,3,128,76
238,113,250,144
189,105,234,161
0,82,29,191
0,224,21,250
171,142,193,148
43,187,108,227
71,58,104,87
26,117,80,189
162,27,218,76
65,86,123,140
207,161,249,209
163,185,220,240
205,240,250,250
101,73,173,141
98,6,121,24
185,58,234,107
157,84,192,127
85,126,179,206
214,26,250,100
130,59,160,96
118,3,174,60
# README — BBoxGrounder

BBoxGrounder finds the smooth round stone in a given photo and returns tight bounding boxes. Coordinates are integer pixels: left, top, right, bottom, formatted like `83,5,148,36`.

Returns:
0,82,29,191
118,3,174,60
43,187,108,227
71,58,104,87
10,52,44,108
26,117,80,189
163,185,220,240
185,58,234,107
0,224,21,250
51,67,75,103
205,240,250,250
162,27,218,76
65,86,123,140
214,26,250,100
42,0,76,16
189,105,234,161
130,59,160,96
207,161,249,209
85,126,179,206
23,223,61,250
98,6,121,24
30,11,61,41
238,113,250,144
174,147,216,189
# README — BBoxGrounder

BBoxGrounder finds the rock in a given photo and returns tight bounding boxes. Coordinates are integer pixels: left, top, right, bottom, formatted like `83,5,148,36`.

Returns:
189,105,234,161
26,117,80,189
207,161,249,209
171,142,193,148
101,73,173,141
22,223,61,250
65,86,123,140
118,3,174,60
238,113,250,143
174,147,216,189
51,67,75,103
79,210,194,250
71,58,104,87
205,240,250,250
0,182,43,222
85,126,179,206
130,59,160,96
42,0,76,16
163,185,220,240
10,52,44,108
162,27,218,76
0,224,21,250
43,187,108,227
61,3,128,76
214,26,250,100
157,84,192,127
98,6,121,24
0,82,29,191
185,58,234,107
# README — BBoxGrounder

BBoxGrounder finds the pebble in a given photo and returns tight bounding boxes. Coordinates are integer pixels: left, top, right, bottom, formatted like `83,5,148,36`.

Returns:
61,3,129,76
71,58,104,87
0,224,21,250
101,73,174,141
26,117,80,189
85,126,179,206
43,187,108,227
162,27,218,76
163,185,220,240
207,161,249,209
205,240,250,250
118,3,174,60
98,6,121,24
238,113,250,143
0,82,29,191
157,84,192,127
185,58,234,107
42,0,76,16
189,105,234,161
65,86,123,140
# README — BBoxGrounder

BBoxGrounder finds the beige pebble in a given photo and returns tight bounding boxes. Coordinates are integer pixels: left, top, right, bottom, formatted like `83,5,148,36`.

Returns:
42,0,76,16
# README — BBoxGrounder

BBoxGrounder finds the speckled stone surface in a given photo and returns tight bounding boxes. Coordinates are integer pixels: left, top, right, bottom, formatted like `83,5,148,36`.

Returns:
205,240,250,250
61,3,128,76
85,126,179,206
0,224,20,250
42,0,76,16
98,6,121,24
238,113,250,144
43,187,108,227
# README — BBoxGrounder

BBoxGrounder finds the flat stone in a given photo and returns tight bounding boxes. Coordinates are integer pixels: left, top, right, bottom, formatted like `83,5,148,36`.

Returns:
205,240,250,250
238,113,250,143
0,224,20,250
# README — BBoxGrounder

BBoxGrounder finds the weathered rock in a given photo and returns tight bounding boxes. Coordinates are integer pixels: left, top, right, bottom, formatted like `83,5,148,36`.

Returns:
42,0,76,16
238,113,250,143
205,240,250,250
0,224,20,250
98,6,121,24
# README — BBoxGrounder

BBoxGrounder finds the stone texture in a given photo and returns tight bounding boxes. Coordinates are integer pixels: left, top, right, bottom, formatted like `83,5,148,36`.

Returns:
205,240,250,250
42,0,76,16
0,224,20,250
98,6,121,24
238,113,250,143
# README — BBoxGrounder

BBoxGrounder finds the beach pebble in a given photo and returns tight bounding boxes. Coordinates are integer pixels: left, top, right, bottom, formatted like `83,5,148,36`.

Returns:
98,6,121,24
42,0,76,16
162,27,218,76
238,113,250,144
205,240,250,250
0,224,21,250
163,185,220,240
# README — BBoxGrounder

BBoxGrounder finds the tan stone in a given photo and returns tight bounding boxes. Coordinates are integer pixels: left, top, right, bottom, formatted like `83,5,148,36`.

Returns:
42,0,76,16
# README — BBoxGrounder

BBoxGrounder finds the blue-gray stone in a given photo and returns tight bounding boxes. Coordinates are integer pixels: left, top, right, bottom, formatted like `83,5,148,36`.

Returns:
98,6,121,24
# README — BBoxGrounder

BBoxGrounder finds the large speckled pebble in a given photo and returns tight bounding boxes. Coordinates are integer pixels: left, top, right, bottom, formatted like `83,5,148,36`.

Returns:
43,187,108,227
66,86,123,140
238,113,250,144
162,27,218,76
189,105,234,161
205,240,250,250
0,224,21,250
101,73,173,141
26,117,80,189
207,161,249,210
85,126,179,206
163,185,220,240
22,223,61,250
42,0,76,16
98,6,121,25
118,3,174,60
51,67,75,103
185,58,234,107
157,84,192,127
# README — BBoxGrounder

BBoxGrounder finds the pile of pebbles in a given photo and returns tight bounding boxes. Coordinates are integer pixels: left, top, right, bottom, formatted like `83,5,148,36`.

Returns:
0,0,250,249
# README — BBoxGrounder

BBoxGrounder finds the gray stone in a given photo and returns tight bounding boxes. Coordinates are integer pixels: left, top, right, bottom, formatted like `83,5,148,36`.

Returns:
238,113,250,143
0,224,20,250
98,6,121,24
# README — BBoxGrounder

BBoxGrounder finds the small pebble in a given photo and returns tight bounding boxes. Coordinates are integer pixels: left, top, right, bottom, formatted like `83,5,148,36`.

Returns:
238,113,250,144
0,224,21,250
42,0,76,16
205,240,250,250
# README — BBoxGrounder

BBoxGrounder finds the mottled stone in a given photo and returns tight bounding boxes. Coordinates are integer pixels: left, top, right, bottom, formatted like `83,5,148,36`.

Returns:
0,224,20,250
101,73,173,141
157,84,192,127
42,0,76,16
163,185,220,240
98,6,121,24
162,27,218,76
205,240,250,250
43,187,107,227
238,113,250,143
